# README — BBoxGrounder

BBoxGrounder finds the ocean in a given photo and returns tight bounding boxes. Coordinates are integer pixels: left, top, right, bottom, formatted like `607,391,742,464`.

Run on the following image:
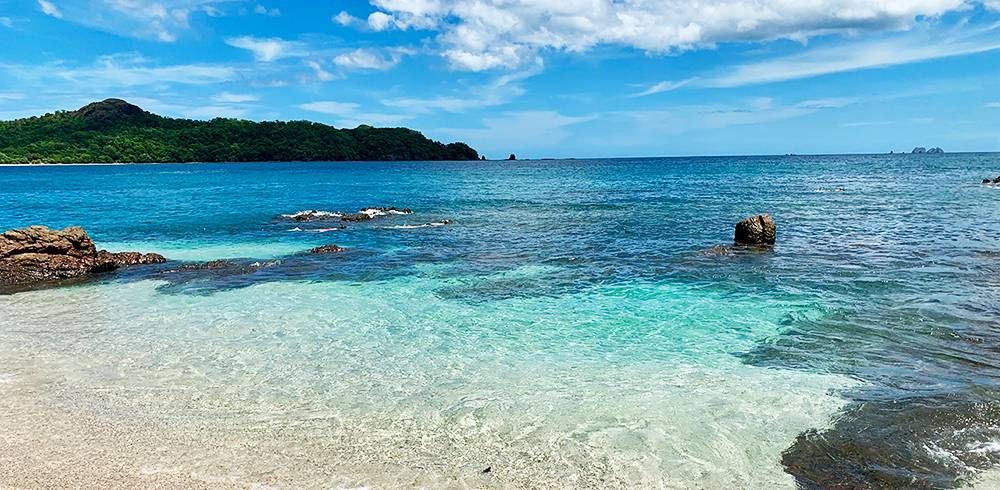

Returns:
1,154,999,487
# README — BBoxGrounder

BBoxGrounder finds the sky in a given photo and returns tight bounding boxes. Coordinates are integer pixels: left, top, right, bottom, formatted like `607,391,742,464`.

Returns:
1,0,999,158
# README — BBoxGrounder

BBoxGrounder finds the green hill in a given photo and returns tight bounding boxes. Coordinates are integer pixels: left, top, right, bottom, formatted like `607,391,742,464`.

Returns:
0,99,480,163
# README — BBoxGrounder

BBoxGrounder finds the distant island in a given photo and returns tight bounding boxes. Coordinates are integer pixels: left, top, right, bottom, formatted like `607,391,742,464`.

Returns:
911,147,944,154
0,99,480,164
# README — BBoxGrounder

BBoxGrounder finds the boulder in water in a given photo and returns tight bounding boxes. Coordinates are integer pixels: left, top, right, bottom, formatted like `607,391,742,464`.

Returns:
0,226,165,290
309,244,346,254
734,214,776,246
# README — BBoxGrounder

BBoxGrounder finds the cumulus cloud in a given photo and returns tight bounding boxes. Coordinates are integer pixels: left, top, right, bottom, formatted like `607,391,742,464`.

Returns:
226,36,306,62
37,0,63,18
333,11,358,26
358,0,990,70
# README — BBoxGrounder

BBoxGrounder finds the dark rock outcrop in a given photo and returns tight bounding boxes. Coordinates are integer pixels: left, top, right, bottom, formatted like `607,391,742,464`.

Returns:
912,147,927,154
734,214,776,246
927,147,944,154
310,244,346,254
341,207,413,222
0,226,165,290
508,154,517,160
280,207,413,223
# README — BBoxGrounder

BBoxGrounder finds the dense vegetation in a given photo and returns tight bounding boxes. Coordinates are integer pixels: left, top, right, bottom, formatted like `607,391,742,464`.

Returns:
0,99,480,163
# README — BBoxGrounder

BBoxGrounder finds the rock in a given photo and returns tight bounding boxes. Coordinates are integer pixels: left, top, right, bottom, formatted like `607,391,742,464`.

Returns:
994,177,1000,184
280,210,344,222
734,214,776,246
0,226,165,290
341,207,413,222
912,147,927,154
309,244,346,254
281,207,413,223
927,147,944,154
985,179,993,184
508,154,517,160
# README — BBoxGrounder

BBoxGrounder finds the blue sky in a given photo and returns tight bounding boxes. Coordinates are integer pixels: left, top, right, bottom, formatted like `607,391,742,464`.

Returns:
1,0,999,158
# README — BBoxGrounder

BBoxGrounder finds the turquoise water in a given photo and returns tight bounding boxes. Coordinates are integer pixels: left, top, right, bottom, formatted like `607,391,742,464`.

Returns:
1,155,999,487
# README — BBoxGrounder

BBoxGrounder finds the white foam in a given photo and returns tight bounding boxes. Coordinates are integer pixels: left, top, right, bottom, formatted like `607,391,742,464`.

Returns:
280,210,343,220
358,208,412,218
287,227,341,233
386,221,451,229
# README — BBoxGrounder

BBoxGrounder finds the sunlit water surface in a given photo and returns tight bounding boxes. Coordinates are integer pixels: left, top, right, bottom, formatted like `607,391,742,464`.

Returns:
1,155,999,488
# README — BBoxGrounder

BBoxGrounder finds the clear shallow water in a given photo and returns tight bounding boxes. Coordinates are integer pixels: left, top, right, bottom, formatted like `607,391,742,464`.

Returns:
1,155,999,487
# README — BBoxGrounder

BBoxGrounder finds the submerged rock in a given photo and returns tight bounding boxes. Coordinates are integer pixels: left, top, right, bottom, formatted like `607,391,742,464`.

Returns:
0,226,165,290
734,214,776,246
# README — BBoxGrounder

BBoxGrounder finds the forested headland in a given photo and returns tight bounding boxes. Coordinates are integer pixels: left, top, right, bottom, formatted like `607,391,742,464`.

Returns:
0,99,480,163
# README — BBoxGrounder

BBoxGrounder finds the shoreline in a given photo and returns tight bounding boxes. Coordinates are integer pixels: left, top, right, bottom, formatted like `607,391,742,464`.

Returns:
1,151,998,167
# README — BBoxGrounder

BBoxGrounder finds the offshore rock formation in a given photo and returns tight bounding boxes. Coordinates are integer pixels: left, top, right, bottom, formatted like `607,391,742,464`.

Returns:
309,244,347,254
0,226,165,290
280,207,413,223
734,214,777,246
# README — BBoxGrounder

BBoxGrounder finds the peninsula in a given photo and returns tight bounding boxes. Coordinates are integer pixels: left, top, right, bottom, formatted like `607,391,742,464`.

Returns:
0,99,480,163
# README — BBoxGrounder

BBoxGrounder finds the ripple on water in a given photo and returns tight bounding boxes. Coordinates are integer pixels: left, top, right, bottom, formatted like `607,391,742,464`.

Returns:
0,277,857,487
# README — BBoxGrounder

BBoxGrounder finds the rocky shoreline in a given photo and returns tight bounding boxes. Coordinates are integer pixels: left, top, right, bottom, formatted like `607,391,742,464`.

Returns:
0,226,165,292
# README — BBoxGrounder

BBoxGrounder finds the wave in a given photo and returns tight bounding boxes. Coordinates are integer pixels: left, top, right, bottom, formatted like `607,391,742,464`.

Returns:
358,207,413,218
386,220,452,229
287,227,343,233
280,210,344,221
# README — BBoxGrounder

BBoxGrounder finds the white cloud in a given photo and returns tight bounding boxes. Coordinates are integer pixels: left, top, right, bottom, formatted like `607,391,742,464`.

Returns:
333,48,407,71
381,67,536,113
298,100,412,127
0,92,26,101
988,102,1000,108
254,4,280,16
32,54,238,87
437,111,595,155
619,96,858,132
39,0,239,42
213,92,258,103
305,60,336,81
37,0,62,18
333,11,362,26
706,26,1000,87
0,17,13,28
632,78,696,97
361,0,985,71
298,101,360,115
225,36,306,62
